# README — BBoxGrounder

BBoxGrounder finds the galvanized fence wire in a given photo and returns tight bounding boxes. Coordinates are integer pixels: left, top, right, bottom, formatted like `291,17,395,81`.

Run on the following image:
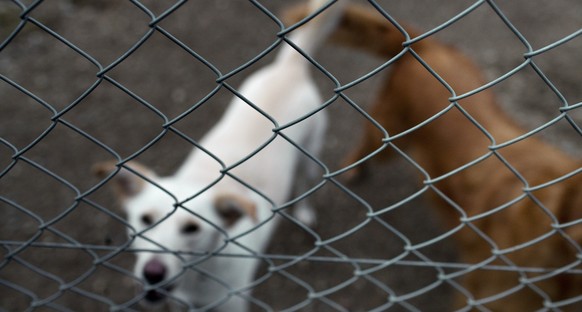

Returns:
0,0,581,311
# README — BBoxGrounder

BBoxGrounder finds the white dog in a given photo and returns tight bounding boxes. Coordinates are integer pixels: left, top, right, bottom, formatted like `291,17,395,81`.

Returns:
93,0,344,310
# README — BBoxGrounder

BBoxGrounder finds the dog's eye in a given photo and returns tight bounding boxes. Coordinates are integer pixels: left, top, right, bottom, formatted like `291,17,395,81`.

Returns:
182,222,199,234
141,214,154,226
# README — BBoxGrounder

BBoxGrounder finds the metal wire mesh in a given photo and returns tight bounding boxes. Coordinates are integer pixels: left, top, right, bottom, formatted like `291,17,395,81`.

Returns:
1,0,581,311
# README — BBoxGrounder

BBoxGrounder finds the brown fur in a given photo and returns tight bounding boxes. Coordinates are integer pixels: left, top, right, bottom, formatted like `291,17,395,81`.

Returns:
285,4,582,310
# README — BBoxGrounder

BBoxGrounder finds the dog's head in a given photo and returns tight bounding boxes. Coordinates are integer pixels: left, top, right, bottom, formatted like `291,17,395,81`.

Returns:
93,161,258,304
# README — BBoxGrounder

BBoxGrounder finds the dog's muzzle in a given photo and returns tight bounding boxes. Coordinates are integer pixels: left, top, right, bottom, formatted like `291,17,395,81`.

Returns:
142,259,174,303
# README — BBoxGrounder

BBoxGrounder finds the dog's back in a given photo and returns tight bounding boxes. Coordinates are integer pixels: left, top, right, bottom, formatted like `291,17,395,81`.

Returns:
175,0,345,204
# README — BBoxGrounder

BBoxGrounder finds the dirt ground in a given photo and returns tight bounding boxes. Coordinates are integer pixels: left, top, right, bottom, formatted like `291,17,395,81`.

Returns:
1,0,581,311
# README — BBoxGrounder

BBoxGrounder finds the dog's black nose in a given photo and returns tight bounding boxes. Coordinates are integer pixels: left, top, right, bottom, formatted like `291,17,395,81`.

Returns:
143,259,166,285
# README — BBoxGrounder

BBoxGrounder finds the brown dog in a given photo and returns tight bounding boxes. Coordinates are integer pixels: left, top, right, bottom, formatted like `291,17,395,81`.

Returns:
286,4,582,311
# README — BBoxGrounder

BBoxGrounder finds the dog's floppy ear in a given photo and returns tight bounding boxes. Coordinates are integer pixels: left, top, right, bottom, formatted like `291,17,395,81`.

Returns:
281,2,310,27
92,161,155,199
213,193,258,227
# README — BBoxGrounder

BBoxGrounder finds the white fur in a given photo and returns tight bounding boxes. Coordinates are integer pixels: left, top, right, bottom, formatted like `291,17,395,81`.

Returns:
103,1,345,310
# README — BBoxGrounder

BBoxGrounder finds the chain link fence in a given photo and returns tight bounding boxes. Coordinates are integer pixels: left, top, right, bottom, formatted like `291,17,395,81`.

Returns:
1,0,581,311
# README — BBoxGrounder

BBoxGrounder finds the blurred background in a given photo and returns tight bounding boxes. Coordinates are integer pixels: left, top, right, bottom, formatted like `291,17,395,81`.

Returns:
0,0,580,310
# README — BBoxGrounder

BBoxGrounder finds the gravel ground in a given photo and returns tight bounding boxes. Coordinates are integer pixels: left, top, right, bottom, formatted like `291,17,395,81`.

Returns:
0,0,580,311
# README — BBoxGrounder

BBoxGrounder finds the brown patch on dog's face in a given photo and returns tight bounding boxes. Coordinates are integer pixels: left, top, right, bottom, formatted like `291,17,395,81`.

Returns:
213,193,258,227
92,161,155,199
281,2,310,27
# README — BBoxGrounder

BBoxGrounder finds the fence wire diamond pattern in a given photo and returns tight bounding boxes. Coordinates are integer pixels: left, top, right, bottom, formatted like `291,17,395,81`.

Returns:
1,0,581,311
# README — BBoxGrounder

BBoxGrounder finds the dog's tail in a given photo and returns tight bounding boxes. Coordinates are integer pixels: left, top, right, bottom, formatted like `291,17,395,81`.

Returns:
277,0,346,64
283,3,422,60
